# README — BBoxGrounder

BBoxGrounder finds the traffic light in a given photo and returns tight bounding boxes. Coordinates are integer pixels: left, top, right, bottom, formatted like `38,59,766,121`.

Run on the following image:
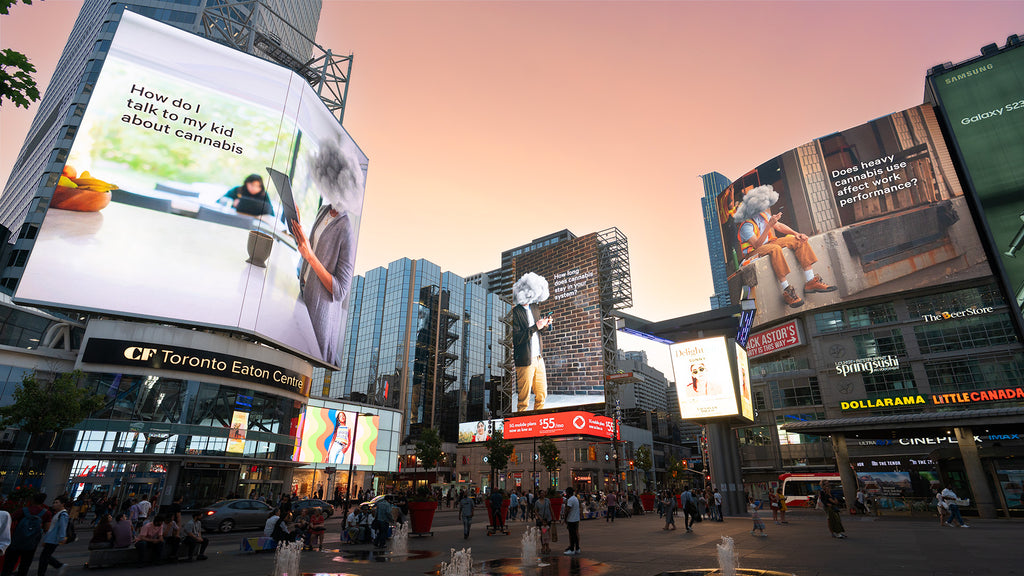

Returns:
681,459,688,470
629,460,635,470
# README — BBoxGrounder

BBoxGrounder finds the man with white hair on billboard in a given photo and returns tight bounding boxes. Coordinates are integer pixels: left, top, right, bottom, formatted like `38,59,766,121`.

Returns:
512,272,553,411
734,185,836,308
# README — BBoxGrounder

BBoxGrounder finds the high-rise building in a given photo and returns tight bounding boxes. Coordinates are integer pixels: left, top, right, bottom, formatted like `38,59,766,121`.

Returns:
614,350,669,412
0,0,327,291
700,172,732,309
316,258,512,445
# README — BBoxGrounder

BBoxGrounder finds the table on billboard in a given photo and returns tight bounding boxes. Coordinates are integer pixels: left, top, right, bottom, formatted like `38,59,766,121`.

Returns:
714,104,988,329
294,408,379,466
503,411,615,440
930,48,1024,325
670,337,740,419
13,11,367,368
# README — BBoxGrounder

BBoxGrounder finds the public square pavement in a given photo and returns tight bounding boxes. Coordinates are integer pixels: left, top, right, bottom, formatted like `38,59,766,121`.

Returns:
41,508,1023,576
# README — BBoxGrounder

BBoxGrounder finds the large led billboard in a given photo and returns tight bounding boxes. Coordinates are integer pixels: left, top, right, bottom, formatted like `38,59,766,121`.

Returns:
458,419,504,443
504,411,616,440
512,233,605,412
715,104,989,329
13,12,367,367
670,336,750,420
294,408,379,466
929,46,1024,331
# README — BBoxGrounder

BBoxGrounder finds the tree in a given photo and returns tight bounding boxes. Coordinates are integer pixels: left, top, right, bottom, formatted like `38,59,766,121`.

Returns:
414,427,443,485
484,429,514,491
634,444,653,491
537,437,563,490
1,1,41,109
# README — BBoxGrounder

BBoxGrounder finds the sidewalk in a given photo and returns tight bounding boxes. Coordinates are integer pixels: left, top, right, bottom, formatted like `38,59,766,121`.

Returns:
46,509,1023,575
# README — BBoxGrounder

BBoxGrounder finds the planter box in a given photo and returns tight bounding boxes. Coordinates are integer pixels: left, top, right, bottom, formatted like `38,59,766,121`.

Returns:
408,500,437,535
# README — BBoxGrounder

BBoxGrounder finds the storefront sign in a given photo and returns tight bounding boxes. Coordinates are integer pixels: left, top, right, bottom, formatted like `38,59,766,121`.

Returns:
745,320,803,358
82,337,311,395
841,386,1024,411
835,355,900,376
921,305,994,323
504,411,615,440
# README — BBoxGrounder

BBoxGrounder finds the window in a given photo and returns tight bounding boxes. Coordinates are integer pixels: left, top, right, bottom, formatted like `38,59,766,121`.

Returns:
738,426,773,446
814,311,845,333
914,315,1018,354
863,367,916,396
776,413,824,445
906,284,1004,317
847,302,897,327
925,353,1024,395
853,330,906,358
769,378,822,408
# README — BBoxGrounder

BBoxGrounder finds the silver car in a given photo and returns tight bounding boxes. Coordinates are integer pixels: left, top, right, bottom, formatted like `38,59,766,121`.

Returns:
200,499,274,533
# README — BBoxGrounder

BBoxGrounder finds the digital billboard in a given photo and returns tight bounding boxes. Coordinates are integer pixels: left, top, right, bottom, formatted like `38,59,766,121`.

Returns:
226,410,249,454
504,411,616,440
512,233,605,412
13,11,367,368
929,46,1024,332
458,419,504,443
715,104,989,328
735,343,753,421
294,408,379,466
670,336,746,420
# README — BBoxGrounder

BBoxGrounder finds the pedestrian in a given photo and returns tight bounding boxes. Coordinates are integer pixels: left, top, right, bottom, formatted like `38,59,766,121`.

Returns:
38,495,71,575
489,489,505,532
521,490,529,521
818,481,847,539
776,487,788,523
372,495,393,549
704,486,716,520
561,487,581,555
940,485,969,528
605,491,617,523
2,492,52,576
854,487,869,516
309,508,326,551
534,491,553,555
458,491,474,540
681,486,698,532
713,488,724,521
662,491,676,531
934,490,950,526
749,497,766,537
769,489,781,523
509,491,519,521
0,508,10,556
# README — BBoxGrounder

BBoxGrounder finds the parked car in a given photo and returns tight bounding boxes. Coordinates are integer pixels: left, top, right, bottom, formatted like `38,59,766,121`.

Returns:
293,498,335,518
200,499,274,533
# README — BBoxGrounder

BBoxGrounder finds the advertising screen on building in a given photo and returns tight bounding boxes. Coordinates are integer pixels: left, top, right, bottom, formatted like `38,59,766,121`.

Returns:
714,104,989,329
503,411,616,440
670,336,742,419
226,410,249,454
13,11,367,368
511,233,605,412
735,343,753,421
294,408,379,466
929,47,1024,330
458,419,504,443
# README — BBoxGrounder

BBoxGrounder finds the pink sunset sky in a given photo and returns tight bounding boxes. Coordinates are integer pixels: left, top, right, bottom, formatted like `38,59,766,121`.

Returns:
1,1,1020,324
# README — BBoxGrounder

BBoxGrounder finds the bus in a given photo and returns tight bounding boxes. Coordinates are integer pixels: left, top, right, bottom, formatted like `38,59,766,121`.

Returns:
779,472,841,507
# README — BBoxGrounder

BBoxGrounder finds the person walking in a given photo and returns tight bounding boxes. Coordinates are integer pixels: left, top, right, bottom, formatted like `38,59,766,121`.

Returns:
605,491,618,523
749,497,766,537
3,493,52,576
934,490,950,526
37,495,71,576
704,486,716,520
681,487,698,533
534,491,553,555
940,485,970,528
776,487,788,523
818,481,847,539
509,491,519,522
662,491,676,531
769,489,781,524
561,487,581,555
458,491,475,540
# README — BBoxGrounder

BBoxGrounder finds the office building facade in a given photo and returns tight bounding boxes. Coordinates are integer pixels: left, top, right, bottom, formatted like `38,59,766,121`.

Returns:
701,172,732,309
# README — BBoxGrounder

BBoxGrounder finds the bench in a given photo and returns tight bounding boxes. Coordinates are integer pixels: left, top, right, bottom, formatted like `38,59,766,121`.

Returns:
86,545,189,569
240,536,277,553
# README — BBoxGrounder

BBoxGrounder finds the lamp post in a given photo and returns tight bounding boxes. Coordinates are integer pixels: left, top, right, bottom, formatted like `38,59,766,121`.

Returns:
343,413,363,510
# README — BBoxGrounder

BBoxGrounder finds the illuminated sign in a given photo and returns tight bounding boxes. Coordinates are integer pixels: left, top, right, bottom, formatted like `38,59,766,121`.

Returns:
736,343,753,421
841,386,1024,411
920,306,995,323
745,320,803,358
670,336,742,419
835,355,900,377
226,410,248,454
293,408,379,465
14,12,367,367
841,395,927,410
458,419,504,443
503,411,615,440
81,337,311,395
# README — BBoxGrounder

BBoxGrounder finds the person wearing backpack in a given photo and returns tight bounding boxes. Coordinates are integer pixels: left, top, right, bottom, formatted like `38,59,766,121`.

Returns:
37,495,71,576
2,493,52,576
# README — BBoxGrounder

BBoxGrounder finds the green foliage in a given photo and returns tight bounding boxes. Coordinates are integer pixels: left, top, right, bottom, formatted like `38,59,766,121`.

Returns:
414,428,443,472
0,48,39,109
634,444,653,489
1,1,36,16
537,437,563,473
484,429,515,472
0,370,105,436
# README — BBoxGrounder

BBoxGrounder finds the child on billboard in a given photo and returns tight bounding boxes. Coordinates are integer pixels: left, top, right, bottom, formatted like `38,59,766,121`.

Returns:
328,411,351,465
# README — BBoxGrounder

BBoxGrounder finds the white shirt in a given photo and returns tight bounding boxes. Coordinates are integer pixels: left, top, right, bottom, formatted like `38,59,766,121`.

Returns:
714,492,723,505
264,515,279,537
524,306,541,359
137,500,152,518
940,488,959,503
346,512,358,528
0,510,10,553
563,495,581,523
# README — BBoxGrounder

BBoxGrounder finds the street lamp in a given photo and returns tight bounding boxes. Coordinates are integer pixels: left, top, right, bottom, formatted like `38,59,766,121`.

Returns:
343,413,367,511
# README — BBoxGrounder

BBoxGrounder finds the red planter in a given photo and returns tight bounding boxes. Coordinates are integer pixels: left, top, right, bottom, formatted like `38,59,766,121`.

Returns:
549,497,563,521
408,500,437,534
640,493,656,512
485,498,510,525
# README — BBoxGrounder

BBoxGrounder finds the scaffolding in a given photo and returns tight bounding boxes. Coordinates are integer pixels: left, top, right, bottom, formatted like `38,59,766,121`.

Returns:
199,0,353,124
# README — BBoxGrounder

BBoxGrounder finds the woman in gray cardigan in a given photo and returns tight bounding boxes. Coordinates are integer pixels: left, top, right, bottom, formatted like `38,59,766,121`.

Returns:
291,139,363,365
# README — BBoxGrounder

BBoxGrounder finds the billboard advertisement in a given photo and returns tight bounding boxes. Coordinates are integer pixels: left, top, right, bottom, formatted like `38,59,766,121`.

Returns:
226,410,249,454
511,233,605,412
928,46,1024,331
458,419,504,443
503,411,616,440
735,343,753,421
13,11,367,367
293,408,379,466
670,336,745,420
745,319,804,359
715,104,989,329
